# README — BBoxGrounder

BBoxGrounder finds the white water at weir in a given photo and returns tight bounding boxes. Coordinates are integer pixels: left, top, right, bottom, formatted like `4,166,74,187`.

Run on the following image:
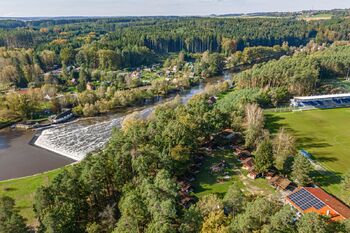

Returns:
34,72,232,161
35,107,155,161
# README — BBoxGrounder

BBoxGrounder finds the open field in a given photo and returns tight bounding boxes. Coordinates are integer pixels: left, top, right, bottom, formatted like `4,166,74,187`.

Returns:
265,108,350,200
300,13,332,21
0,168,63,225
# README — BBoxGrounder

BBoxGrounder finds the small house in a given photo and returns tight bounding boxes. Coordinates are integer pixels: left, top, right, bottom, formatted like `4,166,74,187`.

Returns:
241,157,254,170
269,176,291,190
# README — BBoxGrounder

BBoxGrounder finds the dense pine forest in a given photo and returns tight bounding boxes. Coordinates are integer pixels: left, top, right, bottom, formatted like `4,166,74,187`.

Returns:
1,12,350,233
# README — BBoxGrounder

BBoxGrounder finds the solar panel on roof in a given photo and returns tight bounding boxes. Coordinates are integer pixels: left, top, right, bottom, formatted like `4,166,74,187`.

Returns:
288,188,326,211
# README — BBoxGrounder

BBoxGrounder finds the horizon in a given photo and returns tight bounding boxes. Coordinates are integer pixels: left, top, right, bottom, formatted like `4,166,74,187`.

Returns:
1,0,350,17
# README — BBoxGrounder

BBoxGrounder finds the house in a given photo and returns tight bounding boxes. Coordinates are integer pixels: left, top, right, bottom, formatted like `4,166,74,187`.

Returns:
211,129,241,148
178,181,193,194
208,96,218,105
286,187,350,221
269,176,291,190
264,170,277,180
247,169,260,179
179,195,196,208
86,82,95,91
241,157,254,170
235,148,251,160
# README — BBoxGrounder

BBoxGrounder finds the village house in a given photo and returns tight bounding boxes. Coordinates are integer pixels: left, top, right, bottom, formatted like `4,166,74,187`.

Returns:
286,187,350,221
269,175,291,191
241,157,254,170
86,82,95,91
247,168,261,179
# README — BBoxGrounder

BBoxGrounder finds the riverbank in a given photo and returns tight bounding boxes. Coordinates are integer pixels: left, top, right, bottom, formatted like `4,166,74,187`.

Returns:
0,168,64,225
0,72,232,181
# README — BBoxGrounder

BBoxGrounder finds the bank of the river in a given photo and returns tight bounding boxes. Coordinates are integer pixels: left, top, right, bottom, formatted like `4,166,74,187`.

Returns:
0,72,232,181
0,168,64,225
0,72,232,226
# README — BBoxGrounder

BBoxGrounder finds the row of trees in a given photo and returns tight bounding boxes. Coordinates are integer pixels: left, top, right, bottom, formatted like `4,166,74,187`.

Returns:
243,103,313,185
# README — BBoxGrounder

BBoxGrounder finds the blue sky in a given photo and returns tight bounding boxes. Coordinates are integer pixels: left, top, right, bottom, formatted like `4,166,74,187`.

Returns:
1,0,350,17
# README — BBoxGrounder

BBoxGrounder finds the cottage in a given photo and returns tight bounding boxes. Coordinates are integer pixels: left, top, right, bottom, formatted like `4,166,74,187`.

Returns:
247,170,259,179
241,157,254,170
269,176,291,190
86,82,95,91
264,170,277,180
208,96,218,105
235,149,251,160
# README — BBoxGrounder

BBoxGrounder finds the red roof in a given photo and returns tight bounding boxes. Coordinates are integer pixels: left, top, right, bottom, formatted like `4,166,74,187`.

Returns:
303,187,350,219
241,157,254,167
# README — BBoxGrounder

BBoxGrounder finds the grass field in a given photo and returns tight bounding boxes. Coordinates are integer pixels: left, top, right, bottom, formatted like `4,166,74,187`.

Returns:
193,150,275,198
300,13,332,21
0,168,63,225
265,108,350,200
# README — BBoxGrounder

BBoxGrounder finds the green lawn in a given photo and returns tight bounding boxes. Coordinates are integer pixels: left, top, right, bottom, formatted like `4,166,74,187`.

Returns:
0,168,63,225
193,150,243,198
193,150,275,198
265,108,350,200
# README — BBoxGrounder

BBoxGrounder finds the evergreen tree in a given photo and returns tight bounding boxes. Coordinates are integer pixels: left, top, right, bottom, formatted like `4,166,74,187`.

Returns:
0,196,29,233
254,139,274,173
292,153,312,186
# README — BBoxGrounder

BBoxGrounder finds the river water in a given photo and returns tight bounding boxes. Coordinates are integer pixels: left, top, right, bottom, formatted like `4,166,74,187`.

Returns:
0,73,232,180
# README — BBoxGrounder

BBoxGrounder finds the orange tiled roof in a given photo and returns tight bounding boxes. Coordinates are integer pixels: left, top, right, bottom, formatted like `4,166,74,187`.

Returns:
303,187,350,219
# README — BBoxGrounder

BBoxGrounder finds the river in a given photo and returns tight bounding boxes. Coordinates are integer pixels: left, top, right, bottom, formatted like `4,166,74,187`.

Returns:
0,72,232,181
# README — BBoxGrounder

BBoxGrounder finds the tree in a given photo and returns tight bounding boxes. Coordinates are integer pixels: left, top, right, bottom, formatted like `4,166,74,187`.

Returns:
77,68,89,92
254,139,274,173
244,103,264,148
297,213,329,233
60,47,75,66
179,206,203,233
221,38,237,56
115,190,149,232
201,210,228,233
222,183,245,216
197,194,223,217
5,92,39,120
262,205,296,233
292,153,312,186
229,198,279,233
273,128,296,173
0,196,28,233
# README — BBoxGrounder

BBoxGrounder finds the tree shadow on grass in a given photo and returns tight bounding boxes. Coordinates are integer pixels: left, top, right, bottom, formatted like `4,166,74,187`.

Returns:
310,170,343,187
1,187,17,192
315,156,339,163
296,136,332,150
264,114,288,134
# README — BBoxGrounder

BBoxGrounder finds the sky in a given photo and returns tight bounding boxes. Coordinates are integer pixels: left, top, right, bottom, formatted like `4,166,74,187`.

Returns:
0,0,350,17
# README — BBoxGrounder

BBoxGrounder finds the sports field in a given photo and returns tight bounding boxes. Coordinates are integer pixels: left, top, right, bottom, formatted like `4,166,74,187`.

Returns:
266,108,350,174
266,108,350,199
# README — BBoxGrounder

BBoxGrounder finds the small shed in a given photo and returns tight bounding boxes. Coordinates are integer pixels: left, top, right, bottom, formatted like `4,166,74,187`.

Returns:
241,157,254,170
269,176,291,190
